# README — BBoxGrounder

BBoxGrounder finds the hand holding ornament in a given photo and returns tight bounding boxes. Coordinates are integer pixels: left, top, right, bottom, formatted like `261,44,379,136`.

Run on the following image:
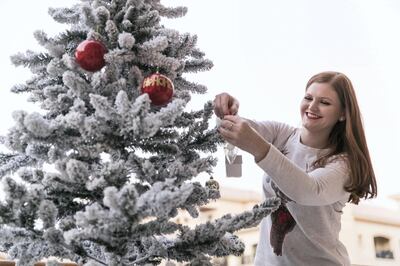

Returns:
213,92,239,118
219,115,270,162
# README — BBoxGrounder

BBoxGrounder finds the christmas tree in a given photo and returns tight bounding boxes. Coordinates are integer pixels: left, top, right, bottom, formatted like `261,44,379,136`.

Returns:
0,0,280,265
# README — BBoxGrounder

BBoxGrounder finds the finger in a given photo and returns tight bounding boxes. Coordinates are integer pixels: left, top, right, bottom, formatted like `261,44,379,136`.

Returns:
221,120,235,131
223,115,240,123
230,99,239,115
229,98,239,115
218,125,235,140
220,94,231,116
213,96,223,118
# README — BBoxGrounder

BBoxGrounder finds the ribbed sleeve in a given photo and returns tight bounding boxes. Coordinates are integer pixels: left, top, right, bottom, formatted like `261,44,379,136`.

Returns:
256,145,350,206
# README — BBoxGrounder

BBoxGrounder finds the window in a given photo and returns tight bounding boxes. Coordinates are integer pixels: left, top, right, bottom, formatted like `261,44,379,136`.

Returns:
251,244,258,258
374,236,394,259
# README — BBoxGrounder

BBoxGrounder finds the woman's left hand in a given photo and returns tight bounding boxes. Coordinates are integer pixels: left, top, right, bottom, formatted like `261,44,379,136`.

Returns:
219,115,270,162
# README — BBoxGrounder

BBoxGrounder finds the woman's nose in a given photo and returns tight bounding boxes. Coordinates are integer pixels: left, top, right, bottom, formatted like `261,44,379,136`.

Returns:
308,100,318,111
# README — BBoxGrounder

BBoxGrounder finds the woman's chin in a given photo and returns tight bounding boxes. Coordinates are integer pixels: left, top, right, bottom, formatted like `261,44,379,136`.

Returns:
302,122,319,132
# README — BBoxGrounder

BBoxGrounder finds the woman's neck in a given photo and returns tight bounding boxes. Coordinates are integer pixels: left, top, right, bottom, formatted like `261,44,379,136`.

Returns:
300,128,329,149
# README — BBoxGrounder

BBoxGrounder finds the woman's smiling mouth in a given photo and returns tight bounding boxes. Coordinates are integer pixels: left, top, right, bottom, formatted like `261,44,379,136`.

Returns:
306,112,322,119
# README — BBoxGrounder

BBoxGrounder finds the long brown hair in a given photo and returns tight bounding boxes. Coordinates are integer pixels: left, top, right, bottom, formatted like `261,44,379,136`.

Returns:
307,71,377,204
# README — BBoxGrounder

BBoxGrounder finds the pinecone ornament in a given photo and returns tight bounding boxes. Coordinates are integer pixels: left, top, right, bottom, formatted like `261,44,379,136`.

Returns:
206,176,219,190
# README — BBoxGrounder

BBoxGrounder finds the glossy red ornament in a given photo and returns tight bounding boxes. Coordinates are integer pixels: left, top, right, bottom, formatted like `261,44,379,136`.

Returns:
75,40,107,72
141,73,174,106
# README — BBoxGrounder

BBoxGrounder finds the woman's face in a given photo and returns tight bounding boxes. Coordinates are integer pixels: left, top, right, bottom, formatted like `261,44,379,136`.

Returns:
300,82,344,135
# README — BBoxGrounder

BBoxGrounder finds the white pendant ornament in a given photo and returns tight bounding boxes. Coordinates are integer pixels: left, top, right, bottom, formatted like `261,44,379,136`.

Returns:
216,117,242,177
224,142,238,164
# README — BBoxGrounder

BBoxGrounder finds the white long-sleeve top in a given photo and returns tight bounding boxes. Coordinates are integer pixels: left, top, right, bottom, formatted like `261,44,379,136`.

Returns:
250,120,351,266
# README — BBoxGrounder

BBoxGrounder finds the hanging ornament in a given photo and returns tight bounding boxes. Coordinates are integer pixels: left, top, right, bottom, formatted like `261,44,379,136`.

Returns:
75,40,107,72
216,117,242,177
216,117,239,164
141,72,174,106
206,176,219,190
224,143,239,164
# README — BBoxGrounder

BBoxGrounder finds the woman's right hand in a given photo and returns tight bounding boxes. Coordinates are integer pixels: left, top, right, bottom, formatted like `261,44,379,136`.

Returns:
213,93,240,118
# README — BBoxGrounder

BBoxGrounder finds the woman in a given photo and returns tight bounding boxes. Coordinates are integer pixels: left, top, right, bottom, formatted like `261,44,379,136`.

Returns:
214,71,377,266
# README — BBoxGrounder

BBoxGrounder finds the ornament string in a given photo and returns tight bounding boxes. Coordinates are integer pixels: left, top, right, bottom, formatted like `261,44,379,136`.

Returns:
216,117,239,164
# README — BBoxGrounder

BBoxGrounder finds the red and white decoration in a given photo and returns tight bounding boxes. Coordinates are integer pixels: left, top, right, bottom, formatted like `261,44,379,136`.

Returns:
141,73,174,106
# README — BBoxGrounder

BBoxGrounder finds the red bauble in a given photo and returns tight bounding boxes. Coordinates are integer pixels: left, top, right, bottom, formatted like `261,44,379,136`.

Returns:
141,73,174,106
75,40,107,72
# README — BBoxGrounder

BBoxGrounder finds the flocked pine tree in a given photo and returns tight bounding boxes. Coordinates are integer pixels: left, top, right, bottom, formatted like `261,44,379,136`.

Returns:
0,0,280,265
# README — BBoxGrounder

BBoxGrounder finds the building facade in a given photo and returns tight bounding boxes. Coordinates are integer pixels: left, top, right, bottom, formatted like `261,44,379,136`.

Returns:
340,194,400,266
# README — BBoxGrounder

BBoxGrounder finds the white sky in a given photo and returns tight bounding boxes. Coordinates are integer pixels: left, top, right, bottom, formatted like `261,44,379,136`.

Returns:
0,0,399,208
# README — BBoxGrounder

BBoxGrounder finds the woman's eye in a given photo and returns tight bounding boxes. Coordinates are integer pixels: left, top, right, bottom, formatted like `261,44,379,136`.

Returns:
321,101,331,105
304,96,312,101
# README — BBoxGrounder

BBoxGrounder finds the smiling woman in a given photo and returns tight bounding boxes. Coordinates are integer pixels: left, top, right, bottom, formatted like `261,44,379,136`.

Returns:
213,71,377,265
0,1,398,266
300,82,346,149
